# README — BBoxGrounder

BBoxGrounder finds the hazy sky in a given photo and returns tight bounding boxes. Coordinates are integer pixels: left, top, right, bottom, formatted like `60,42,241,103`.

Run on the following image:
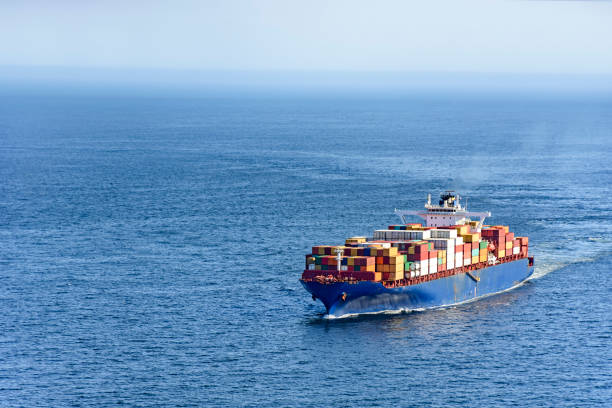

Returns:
1,0,611,75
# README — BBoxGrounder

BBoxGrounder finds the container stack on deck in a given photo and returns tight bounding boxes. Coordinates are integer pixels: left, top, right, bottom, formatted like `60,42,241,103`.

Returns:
302,223,529,283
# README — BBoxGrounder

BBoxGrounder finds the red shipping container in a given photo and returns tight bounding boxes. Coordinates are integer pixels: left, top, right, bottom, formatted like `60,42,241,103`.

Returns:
414,244,428,254
495,235,506,247
302,270,319,279
455,244,464,253
482,228,504,238
408,252,429,261
471,242,479,250
519,236,529,246
341,271,380,281
506,232,515,242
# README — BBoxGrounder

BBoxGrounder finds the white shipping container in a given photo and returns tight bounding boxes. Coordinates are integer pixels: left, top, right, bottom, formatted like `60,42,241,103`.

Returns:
455,237,464,245
446,249,455,270
414,260,427,276
340,265,348,271
464,257,470,266
430,229,458,239
427,238,455,249
360,241,391,248
455,252,463,269
402,230,430,240
374,230,432,241
429,259,437,275
446,249,455,261
411,230,431,240
513,247,520,255
308,264,315,270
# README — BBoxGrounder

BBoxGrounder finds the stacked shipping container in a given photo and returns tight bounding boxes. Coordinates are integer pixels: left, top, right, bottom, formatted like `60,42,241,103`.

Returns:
303,224,529,283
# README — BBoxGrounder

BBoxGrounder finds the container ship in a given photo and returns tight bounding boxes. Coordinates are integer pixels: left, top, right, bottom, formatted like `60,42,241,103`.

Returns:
300,192,534,316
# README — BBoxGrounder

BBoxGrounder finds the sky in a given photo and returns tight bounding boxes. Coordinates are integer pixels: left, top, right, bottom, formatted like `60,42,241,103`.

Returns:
0,0,611,80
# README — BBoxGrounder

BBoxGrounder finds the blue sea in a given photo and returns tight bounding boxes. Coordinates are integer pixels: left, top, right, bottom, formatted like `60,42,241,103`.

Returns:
1,87,611,407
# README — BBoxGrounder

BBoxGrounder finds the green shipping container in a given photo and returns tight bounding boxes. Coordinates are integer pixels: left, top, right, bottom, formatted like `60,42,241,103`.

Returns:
479,240,488,249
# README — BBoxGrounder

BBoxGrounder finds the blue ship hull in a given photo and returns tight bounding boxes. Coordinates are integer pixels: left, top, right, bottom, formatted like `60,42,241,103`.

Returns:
301,258,534,317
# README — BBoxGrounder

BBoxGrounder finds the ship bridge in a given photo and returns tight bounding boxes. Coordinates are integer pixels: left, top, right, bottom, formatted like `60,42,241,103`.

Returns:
394,191,491,230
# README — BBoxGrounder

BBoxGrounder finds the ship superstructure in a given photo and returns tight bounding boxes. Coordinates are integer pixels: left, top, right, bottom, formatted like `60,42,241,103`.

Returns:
395,191,490,229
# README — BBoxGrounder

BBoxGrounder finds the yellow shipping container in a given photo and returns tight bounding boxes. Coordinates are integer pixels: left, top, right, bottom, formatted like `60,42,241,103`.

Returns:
463,233,481,243
389,255,403,265
457,225,471,235
315,265,321,271
498,249,506,258
479,253,487,262
408,247,415,255
472,256,478,264
382,247,398,257
345,236,366,245
506,241,512,250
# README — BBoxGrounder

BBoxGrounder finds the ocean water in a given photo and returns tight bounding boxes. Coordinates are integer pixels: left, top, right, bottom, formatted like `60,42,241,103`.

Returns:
1,89,611,407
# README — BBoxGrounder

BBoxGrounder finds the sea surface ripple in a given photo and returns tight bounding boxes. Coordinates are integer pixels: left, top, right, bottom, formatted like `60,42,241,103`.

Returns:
1,90,611,407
